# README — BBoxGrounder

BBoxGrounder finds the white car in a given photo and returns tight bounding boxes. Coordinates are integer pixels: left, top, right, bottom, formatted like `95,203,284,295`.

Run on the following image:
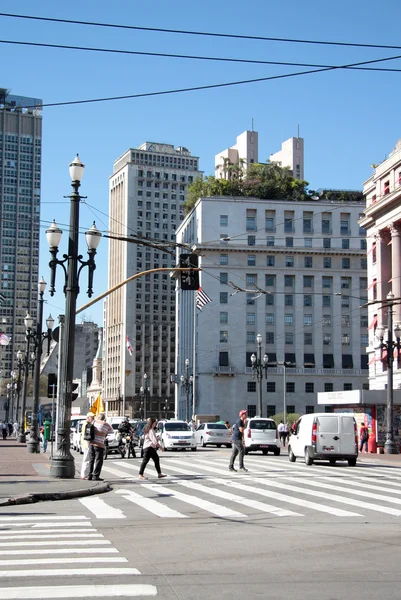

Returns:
159,420,197,451
70,417,86,454
195,422,232,448
243,417,280,455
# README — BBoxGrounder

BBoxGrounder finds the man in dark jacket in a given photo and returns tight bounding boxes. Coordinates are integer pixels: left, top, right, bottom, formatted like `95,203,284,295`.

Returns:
229,409,248,473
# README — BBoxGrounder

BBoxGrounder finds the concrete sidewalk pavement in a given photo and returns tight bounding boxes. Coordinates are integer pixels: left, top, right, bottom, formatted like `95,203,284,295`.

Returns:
0,439,110,507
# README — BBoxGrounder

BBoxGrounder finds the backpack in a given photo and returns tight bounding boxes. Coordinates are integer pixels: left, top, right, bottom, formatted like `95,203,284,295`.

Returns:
84,423,95,442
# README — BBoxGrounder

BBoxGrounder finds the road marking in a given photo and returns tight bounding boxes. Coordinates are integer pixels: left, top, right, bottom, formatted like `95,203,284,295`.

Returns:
146,483,246,518
0,540,111,547
314,476,401,496
0,533,103,540
0,547,119,556
102,464,136,478
0,529,96,535
0,516,89,522
1,584,157,598
116,488,187,518
253,478,401,516
0,522,92,529
0,567,140,578
175,479,302,517
79,496,126,519
0,557,128,566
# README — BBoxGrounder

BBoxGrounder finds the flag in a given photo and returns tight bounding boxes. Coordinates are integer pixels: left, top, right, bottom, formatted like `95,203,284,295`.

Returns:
89,394,105,415
196,287,212,311
126,335,133,356
0,333,10,346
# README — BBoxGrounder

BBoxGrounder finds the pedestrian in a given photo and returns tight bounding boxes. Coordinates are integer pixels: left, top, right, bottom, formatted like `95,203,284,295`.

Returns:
42,419,51,453
229,409,248,473
81,412,95,479
224,420,232,434
1,421,7,440
138,417,167,480
87,413,113,481
282,422,289,447
189,419,196,432
7,422,12,437
12,421,19,438
359,422,369,453
278,421,285,445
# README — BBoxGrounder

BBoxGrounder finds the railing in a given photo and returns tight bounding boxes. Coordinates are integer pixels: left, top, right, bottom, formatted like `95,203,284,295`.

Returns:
213,366,237,375
245,366,368,376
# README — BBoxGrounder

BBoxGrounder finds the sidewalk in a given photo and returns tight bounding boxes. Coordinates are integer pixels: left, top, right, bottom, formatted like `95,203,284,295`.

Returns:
0,439,110,507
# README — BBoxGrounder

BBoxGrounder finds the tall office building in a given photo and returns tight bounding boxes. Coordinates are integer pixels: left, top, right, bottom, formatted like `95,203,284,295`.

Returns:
270,136,305,180
0,89,42,376
103,142,201,417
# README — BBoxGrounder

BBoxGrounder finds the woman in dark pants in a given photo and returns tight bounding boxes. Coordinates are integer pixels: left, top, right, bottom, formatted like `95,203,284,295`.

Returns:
138,417,167,480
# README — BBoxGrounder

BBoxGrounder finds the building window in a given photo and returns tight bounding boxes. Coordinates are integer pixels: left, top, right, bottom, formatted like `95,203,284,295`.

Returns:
305,382,314,393
303,217,313,233
247,381,257,393
220,312,228,323
284,218,293,232
360,239,367,250
248,255,256,266
284,314,293,326
285,295,293,306
247,293,255,305
266,236,275,246
285,256,294,267
323,315,331,327
246,274,256,286
344,383,353,391
265,275,275,287
284,275,294,287
247,313,256,325
305,406,315,414
266,255,275,266
220,215,228,226
266,313,275,325
265,217,275,232
285,332,294,344
305,256,313,268
248,235,256,246
303,276,313,288
266,382,276,393
322,218,331,234
220,292,228,304
341,315,350,327
220,331,228,343
322,276,332,289
304,295,312,306
220,272,228,284
246,215,256,231
342,333,350,346
361,258,367,269
361,333,368,346
266,332,275,344
323,333,332,345
384,180,390,195
342,239,350,249
323,257,332,268
285,237,294,247
266,294,274,306
220,254,228,265
324,383,334,392
304,238,312,248
287,384,295,394
247,405,257,417
247,331,256,344
304,332,313,345
340,219,350,235
342,258,351,269
323,238,331,249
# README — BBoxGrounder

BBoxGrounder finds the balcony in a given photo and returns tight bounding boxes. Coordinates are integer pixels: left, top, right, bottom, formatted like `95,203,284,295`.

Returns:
213,366,236,376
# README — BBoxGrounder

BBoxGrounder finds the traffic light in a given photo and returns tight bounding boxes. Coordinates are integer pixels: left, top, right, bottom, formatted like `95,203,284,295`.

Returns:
47,373,57,398
71,382,79,403
179,253,199,291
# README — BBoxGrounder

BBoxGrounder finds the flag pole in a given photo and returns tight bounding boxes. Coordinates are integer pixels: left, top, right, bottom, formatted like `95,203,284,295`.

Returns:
192,290,196,419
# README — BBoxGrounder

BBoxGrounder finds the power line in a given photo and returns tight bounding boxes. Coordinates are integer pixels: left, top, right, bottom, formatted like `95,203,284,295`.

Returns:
1,38,401,73
2,12,401,51
15,54,401,110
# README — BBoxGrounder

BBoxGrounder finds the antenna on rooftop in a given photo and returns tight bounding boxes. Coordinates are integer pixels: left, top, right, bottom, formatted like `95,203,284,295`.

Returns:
251,118,254,132
297,124,300,138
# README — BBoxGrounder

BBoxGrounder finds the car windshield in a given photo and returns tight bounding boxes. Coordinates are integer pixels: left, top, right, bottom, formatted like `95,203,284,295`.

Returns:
111,424,120,430
249,420,276,430
206,424,227,429
165,422,189,432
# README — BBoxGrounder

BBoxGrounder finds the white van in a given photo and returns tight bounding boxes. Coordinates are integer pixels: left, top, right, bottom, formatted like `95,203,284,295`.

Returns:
288,412,358,466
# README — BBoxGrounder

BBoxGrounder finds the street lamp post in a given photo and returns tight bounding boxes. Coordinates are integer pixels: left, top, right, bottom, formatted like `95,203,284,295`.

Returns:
47,156,101,478
180,359,193,422
15,350,24,426
251,333,268,417
18,313,36,443
27,277,54,454
277,361,291,424
376,291,401,454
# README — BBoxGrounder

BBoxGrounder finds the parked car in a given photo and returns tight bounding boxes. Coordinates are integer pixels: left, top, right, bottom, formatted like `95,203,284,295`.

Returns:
70,417,86,453
105,422,126,458
243,417,280,455
158,420,197,451
195,422,232,448
288,412,358,466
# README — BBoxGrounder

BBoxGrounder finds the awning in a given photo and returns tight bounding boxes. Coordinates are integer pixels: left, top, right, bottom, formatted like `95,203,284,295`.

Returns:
368,315,378,330
267,353,277,366
342,355,354,369
304,353,315,367
323,354,334,368
285,353,296,367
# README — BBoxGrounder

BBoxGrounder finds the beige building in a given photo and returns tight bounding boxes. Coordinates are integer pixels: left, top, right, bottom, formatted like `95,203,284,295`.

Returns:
270,136,305,180
360,139,401,390
103,142,201,417
215,130,258,178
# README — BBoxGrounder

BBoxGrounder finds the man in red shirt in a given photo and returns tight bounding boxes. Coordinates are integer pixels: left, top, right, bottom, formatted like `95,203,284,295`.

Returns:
359,423,369,453
88,413,113,481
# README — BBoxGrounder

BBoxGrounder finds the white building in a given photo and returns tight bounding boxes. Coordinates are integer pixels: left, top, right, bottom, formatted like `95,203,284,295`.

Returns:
215,130,258,178
360,138,401,391
103,142,202,417
270,136,305,180
176,195,368,423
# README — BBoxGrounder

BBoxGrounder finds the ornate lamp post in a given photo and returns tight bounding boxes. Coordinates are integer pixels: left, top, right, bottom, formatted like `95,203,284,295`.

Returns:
18,313,37,443
180,359,193,422
15,350,24,426
27,277,54,454
47,156,101,478
376,291,401,454
251,333,268,417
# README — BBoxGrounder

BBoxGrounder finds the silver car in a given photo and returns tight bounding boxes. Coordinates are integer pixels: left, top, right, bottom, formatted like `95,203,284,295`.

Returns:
195,422,232,448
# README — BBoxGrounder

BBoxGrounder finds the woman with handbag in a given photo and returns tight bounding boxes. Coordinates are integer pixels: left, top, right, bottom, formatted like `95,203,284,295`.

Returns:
138,417,167,480
80,412,95,479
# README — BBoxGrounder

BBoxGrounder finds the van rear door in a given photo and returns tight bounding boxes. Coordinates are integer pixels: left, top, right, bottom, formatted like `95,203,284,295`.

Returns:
339,415,357,455
315,416,341,454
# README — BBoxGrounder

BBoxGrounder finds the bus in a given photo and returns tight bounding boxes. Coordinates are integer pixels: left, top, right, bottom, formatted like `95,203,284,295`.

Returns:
24,403,54,433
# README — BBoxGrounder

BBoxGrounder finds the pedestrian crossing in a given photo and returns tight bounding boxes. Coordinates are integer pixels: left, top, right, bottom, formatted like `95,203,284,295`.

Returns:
0,514,157,598
77,453,401,521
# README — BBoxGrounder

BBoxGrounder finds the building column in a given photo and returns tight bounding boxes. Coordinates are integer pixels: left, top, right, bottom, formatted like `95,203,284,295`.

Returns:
375,230,391,328
390,223,401,324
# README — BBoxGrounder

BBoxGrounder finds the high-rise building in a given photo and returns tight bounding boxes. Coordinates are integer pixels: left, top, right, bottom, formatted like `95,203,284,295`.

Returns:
270,136,305,180
215,130,258,178
103,142,201,417
0,89,42,375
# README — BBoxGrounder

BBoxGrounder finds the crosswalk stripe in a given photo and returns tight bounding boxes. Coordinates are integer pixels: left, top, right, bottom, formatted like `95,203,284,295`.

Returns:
253,478,401,516
316,476,401,495
1,584,157,598
175,479,302,517
79,497,126,519
0,522,92,529
0,557,128,566
0,529,95,535
0,533,103,540
116,488,187,518
0,540,111,547
0,568,140,578
102,464,137,478
0,548,119,556
0,516,89,522
145,483,246,518
211,478,361,517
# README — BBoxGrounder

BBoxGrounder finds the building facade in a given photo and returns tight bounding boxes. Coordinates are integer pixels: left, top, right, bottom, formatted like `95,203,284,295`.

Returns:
176,195,368,423
215,130,259,178
0,89,42,376
270,136,305,180
103,142,201,418
360,138,401,391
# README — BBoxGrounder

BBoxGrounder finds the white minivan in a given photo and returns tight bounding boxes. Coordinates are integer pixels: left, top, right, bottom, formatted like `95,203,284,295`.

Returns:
288,413,358,466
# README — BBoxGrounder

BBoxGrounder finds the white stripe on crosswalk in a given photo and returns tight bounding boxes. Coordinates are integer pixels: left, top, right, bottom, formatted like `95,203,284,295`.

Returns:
102,464,137,478
145,483,246,518
0,540,111,547
0,529,95,535
0,516,89,522
116,488,187,518
0,533,103,540
0,568,140,578
1,584,157,598
175,479,302,517
315,476,401,495
0,557,128,566
0,547,119,556
79,496,126,519
0,522,92,529
253,478,401,516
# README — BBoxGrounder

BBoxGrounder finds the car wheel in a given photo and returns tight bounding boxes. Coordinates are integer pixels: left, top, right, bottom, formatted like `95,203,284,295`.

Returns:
191,447,197,451
262,449,268,455
288,447,296,462
217,444,222,448
305,448,313,466
329,459,336,465
348,458,357,467
201,437,206,448
244,447,249,455
274,448,280,456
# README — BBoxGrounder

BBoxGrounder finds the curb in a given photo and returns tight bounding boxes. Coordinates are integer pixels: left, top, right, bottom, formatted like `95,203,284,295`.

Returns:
0,483,111,507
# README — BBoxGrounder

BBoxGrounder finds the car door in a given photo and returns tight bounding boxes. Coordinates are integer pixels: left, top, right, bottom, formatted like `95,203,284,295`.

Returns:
290,418,303,457
315,416,341,454
339,415,357,455
195,423,204,445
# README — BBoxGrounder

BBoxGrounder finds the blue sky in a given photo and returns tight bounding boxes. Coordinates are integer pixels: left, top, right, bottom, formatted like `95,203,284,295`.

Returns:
2,0,401,325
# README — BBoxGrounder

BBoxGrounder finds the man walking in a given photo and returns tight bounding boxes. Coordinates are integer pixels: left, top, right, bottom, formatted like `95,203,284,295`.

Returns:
229,409,248,473
359,422,369,453
87,413,113,481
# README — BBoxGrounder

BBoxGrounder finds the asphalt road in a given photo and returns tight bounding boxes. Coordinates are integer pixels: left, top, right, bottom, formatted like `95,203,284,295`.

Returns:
2,447,401,599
